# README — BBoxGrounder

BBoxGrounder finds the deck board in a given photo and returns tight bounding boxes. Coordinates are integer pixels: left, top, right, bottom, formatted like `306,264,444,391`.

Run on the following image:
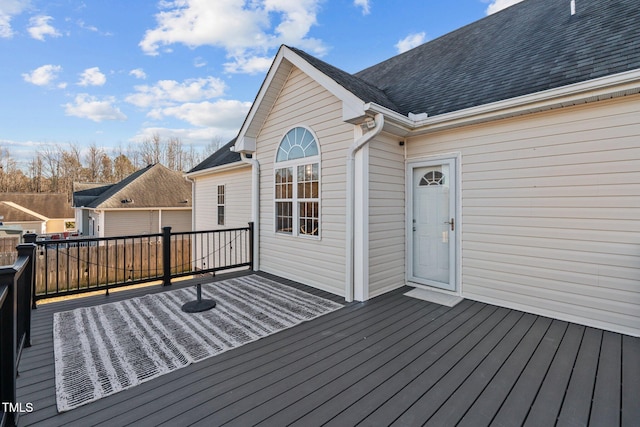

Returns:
622,335,640,426
15,271,640,427
590,331,621,426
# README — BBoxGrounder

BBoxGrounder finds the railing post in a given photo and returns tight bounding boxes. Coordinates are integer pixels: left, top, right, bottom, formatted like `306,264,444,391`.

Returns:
0,267,17,427
162,227,172,286
248,222,254,271
16,243,35,345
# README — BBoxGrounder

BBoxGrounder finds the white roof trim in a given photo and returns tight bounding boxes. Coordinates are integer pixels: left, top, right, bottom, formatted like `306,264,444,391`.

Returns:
1,201,49,221
234,45,367,153
183,160,250,178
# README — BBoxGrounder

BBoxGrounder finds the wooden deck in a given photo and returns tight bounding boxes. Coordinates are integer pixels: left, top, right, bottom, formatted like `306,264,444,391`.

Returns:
16,271,640,426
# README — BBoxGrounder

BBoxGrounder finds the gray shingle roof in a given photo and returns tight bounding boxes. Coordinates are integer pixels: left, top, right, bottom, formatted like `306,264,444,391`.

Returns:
74,164,192,209
188,138,242,173
287,47,400,112
301,0,640,117
0,202,45,222
0,193,74,218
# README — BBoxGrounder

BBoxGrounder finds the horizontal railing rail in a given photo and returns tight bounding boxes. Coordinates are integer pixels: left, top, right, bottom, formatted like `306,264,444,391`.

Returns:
33,224,253,301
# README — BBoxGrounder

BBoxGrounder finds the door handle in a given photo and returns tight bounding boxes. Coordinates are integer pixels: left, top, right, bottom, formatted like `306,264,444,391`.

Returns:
444,218,454,231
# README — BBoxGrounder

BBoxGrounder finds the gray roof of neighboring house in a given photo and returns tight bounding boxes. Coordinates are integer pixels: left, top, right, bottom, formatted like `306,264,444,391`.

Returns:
73,164,192,209
296,0,640,117
188,138,243,173
0,202,45,222
0,193,74,218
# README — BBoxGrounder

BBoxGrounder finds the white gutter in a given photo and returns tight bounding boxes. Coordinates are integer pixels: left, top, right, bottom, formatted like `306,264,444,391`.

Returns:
240,152,260,271
184,175,196,232
345,112,384,302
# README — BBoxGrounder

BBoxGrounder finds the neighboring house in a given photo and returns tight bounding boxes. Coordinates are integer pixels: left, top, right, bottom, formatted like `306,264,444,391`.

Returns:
73,163,192,237
0,201,47,234
194,0,640,336
0,193,75,234
186,138,253,231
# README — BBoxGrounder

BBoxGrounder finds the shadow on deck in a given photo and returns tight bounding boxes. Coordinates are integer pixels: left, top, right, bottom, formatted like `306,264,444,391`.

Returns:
16,271,640,426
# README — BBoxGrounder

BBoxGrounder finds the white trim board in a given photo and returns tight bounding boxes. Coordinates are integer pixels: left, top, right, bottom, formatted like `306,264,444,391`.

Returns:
404,287,463,307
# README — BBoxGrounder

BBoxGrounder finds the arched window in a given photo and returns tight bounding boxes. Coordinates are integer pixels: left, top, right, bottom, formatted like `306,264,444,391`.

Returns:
419,170,445,186
274,127,320,237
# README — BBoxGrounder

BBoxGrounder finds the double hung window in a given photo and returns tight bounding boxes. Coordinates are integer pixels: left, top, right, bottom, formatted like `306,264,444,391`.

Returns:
217,185,225,225
274,127,320,237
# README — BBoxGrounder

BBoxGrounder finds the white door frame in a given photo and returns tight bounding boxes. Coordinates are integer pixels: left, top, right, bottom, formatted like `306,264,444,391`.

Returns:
406,153,461,293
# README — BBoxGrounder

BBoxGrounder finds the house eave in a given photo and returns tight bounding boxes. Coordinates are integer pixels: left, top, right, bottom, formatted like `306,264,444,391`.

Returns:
369,68,640,136
184,161,250,178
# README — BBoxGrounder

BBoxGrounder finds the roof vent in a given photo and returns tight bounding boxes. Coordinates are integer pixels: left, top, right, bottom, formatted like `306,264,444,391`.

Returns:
570,0,576,15
121,198,133,204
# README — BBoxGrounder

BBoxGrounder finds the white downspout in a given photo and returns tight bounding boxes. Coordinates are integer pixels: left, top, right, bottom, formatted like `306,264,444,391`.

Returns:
345,112,384,302
240,152,260,271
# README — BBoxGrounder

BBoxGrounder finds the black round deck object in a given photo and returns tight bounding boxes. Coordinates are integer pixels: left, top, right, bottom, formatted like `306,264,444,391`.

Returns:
181,283,216,313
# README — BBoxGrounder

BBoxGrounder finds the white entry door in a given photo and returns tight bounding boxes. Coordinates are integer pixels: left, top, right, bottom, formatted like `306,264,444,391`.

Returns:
410,159,457,291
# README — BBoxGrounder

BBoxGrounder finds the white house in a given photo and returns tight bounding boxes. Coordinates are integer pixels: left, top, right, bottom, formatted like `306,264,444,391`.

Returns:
73,163,192,237
185,138,253,232
192,0,640,337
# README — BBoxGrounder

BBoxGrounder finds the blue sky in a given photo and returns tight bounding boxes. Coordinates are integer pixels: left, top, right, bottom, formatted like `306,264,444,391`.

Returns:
0,0,522,167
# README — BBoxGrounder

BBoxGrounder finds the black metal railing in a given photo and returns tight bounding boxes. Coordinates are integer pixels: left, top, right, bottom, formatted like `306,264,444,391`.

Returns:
33,224,253,300
0,243,36,427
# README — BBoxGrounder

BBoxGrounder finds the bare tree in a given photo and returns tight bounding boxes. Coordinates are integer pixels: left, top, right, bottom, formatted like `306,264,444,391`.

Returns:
113,153,135,182
27,153,44,192
140,133,163,166
40,145,62,193
59,144,84,201
84,143,106,182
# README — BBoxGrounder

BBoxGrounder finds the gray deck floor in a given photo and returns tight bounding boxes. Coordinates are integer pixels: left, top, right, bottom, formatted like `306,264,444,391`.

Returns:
16,270,640,426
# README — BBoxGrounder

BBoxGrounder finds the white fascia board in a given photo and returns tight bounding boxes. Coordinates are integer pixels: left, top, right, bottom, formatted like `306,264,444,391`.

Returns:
233,136,256,154
99,207,192,212
235,46,368,153
183,161,250,179
280,48,367,121
370,68,640,135
3,201,49,221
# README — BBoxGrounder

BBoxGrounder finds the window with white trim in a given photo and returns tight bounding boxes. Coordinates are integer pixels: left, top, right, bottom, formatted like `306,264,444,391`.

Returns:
217,185,225,225
275,127,320,237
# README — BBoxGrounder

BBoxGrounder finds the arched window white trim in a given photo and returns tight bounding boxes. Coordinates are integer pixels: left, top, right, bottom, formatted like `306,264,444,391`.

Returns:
274,126,320,238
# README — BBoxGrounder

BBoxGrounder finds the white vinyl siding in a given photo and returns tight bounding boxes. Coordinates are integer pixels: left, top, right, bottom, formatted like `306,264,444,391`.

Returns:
368,134,406,297
406,94,640,336
160,210,192,233
192,166,252,231
257,67,352,296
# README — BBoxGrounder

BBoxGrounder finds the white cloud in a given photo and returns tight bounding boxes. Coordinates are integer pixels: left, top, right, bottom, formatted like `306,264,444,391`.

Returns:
27,15,61,40
77,67,106,86
125,77,227,108
77,19,98,32
224,55,273,74
354,0,370,15
139,0,326,74
485,0,524,15
395,32,426,54
0,0,30,38
64,94,126,122
22,64,63,86
131,126,236,146
148,99,251,128
129,68,147,79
